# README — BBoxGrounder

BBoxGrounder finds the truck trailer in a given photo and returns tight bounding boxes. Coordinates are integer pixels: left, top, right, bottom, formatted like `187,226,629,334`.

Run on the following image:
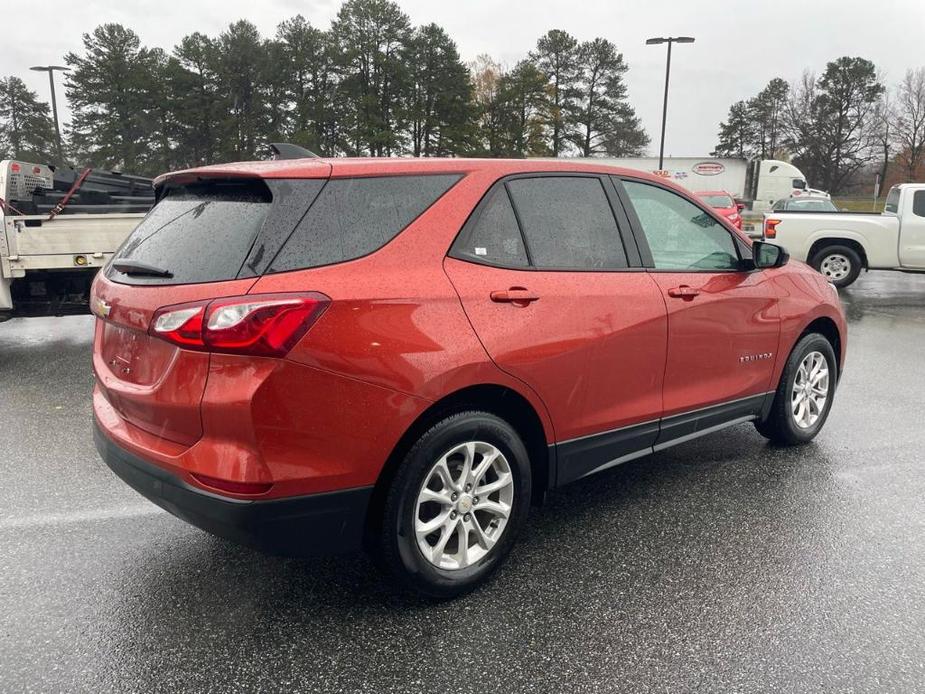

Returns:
586,157,819,221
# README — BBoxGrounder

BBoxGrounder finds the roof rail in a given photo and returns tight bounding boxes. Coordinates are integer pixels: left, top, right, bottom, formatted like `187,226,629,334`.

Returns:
269,143,321,160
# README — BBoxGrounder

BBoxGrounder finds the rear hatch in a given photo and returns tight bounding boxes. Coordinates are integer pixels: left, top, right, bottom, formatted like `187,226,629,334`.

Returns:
92,175,326,445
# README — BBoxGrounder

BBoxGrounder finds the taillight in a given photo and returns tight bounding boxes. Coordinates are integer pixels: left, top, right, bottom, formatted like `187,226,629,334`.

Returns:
764,218,781,239
152,305,206,347
149,292,330,357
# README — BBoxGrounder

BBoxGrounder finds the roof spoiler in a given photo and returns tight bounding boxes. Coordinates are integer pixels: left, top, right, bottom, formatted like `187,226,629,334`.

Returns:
269,143,321,160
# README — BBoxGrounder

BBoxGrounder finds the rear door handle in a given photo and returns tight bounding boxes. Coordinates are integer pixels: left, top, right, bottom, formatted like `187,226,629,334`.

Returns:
667,285,700,300
490,287,540,305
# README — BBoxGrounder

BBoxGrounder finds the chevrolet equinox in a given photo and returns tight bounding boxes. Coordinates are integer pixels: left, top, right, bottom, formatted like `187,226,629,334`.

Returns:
92,157,847,597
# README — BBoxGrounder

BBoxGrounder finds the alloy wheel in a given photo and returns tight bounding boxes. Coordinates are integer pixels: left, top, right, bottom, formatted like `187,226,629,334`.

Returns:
791,350,829,429
414,441,514,570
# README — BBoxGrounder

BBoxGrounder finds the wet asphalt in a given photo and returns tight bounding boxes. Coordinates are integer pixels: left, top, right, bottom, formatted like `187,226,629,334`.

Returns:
1,270,924,693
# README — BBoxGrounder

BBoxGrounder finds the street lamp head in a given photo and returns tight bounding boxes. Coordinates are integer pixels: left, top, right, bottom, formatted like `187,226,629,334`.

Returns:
30,65,70,72
646,37,695,45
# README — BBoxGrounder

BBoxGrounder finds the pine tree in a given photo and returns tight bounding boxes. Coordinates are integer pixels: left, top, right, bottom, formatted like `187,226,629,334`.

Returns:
750,77,789,158
712,101,756,158
165,32,222,167
275,16,341,155
569,38,648,157
496,60,549,157
64,24,165,174
405,24,474,156
215,20,269,161
530,29,580,156
0,77,57,162
331,0,412,156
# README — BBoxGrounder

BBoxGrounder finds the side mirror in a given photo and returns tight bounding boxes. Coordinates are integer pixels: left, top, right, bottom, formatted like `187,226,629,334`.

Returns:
736,203,745,212
752,240,789,269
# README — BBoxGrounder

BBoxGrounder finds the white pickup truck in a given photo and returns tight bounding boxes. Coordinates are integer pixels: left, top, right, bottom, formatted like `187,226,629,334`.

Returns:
763,183,925,287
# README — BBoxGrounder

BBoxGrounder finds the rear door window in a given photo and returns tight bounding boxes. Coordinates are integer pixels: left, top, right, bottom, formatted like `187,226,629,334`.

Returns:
269,174,460,272
505,176,628,269
108,179,273,285
884,187,901,214
449,186,528,267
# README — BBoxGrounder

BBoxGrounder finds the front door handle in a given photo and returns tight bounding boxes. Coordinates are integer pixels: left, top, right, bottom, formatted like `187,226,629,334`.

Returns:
667,285,700,300
490,287,540,306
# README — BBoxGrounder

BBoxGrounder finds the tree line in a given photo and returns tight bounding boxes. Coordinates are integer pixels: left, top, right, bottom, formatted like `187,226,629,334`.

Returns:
713,57,925,195
0,0,648,177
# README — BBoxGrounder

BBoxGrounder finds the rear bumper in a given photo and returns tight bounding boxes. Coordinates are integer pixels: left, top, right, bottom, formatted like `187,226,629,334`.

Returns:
94,420,373,556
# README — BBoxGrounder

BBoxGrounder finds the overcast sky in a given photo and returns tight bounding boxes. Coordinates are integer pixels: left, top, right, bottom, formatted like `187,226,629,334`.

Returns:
4,0,923,156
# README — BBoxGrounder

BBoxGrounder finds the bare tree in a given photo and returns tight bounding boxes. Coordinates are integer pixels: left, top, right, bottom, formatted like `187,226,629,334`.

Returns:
869,70,894,190
468,55,507,156
894,67,925,181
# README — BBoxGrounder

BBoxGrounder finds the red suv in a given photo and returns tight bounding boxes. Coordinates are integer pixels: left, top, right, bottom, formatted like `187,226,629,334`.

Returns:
92,157,846,597
694,190,744,229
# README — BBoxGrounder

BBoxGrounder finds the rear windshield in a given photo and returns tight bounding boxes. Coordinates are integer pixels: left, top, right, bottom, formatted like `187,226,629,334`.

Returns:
107,173,460,284
697,194,734,208
109,179,271,285
884,187,901,214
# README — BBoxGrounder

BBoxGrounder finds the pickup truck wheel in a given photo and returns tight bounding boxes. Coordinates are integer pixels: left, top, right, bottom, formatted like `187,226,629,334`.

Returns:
755,333,837,446
376,411,532,599
810,245,861,288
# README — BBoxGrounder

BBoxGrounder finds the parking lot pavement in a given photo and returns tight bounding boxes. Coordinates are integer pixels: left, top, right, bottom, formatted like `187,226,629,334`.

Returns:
1,271,924,694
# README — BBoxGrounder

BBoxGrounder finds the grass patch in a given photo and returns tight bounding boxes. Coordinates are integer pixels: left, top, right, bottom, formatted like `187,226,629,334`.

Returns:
833,197,884,213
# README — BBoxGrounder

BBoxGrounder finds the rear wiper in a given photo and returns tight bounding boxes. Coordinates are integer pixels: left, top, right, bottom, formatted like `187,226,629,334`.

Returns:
111,259,173,278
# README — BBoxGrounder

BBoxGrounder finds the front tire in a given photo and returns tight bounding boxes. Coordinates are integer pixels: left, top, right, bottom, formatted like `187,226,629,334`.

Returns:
810,244,862,288
376,411,532,599
755,333,837,445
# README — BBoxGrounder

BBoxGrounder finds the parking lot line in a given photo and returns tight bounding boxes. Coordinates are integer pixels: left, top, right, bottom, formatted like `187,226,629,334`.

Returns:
0,504,163,531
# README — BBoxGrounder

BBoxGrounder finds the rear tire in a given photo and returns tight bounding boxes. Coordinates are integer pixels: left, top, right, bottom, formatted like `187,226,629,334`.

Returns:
810,244,862,288
376,411,532,599
755,333,837,445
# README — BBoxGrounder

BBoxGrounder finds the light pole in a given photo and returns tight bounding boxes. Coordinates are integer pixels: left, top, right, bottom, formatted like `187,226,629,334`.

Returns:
30,65,69,163
645,36,695,170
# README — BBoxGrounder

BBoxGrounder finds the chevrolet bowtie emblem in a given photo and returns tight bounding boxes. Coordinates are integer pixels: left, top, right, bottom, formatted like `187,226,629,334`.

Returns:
93,297,112,319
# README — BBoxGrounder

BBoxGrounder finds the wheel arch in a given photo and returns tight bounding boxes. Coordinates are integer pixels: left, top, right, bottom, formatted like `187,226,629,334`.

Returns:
363,383,553,548
807,237,868,270
799,316,843,378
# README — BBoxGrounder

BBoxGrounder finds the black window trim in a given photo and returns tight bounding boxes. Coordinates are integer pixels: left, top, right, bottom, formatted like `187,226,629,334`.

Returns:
447,171,646,273
613,175,755,274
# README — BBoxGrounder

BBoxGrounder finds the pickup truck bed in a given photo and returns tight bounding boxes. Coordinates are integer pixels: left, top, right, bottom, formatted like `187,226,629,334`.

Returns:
763,183,925,287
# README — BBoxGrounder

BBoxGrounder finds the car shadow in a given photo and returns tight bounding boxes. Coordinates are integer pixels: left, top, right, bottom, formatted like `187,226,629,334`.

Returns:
106,422,839,615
